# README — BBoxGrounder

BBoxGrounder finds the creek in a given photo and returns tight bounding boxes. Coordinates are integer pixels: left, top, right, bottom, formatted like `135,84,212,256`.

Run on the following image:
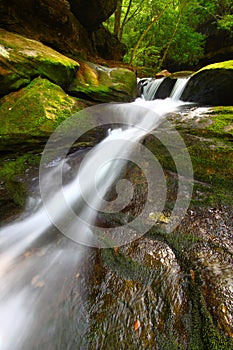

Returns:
0,78,232,350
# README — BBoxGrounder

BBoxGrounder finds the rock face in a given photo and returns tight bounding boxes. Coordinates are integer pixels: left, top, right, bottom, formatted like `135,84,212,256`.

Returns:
94,25,127,60
68,0,117,32
0,0,92,57
0,29,79,96
0,0,123,60
0,29,136,208
181,60,233,105
154,76,177,99
87,238,190,349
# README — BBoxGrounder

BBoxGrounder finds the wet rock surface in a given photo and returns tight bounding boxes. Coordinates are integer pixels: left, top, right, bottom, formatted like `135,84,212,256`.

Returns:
181,60,233,105
68,61,137,103
81,105,233,349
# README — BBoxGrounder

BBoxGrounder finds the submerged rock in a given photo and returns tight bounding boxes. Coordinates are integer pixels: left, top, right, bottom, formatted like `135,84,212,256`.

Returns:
0,29,79,96
68,61,137,103
181,60,233,105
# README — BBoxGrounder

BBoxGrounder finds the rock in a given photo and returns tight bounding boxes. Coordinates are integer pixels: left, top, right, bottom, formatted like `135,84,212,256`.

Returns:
94,25,127,60
68,61,137,103
0,77,90,140
155,69,171,78
181,60,233,105
0,0,92,58
154,76,177,99
87,238,190,349
68,0,118,32
0,29,79,96
188,241,233,338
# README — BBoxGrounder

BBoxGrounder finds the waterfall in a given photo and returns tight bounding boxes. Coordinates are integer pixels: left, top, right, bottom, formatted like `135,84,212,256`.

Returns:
140,77,189,101
0,94,192,349
141,78,164,100
170,78,190,101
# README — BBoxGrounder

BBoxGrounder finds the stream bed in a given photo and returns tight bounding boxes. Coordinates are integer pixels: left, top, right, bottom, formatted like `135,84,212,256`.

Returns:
0,94,232,349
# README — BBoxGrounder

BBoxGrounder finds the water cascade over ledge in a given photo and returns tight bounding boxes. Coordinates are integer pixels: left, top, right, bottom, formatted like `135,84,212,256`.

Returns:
0,79,196,349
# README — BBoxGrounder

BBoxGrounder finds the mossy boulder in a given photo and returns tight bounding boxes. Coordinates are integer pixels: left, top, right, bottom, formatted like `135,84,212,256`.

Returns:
0,77,90,141
0,29,79,96
181,60,233,105
68,61,137,103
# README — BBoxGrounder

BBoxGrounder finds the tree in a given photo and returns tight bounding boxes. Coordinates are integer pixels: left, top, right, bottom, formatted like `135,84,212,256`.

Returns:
114,0,123,37
104,0,232,70
129,2,172,65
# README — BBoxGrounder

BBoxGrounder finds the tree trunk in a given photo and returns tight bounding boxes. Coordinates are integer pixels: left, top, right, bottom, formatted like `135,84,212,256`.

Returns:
114,0,123,38
160,4,185,66
129,3,172,66
119,0,133,41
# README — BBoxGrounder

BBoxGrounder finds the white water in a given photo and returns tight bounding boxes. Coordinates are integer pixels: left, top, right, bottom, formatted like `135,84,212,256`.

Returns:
0,81,190,349
142,77,164,100
170,77,190,101
141,77,189,101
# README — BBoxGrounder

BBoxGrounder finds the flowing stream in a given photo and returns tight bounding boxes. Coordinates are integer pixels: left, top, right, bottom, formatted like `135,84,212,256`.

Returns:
0,79,191,349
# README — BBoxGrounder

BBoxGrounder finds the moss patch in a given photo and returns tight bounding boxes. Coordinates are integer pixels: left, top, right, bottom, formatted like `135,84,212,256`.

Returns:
0,77,90,139
0,153,40,208
197,60,233,72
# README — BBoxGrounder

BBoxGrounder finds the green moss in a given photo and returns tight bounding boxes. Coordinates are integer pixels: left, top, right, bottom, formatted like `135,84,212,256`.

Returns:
206,107,233,137
189,274,233,350
198,60,233,73
0,77,87,139
102,248,155,285
0,153,40,207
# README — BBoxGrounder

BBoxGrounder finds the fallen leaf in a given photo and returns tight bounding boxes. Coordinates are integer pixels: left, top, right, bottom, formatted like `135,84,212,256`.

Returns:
134,319,140,331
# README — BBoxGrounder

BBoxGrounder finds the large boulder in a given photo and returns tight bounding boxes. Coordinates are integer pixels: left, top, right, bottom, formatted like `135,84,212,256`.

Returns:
68,61,137,103
0,0,122,60
181,60,233,105
0,0,92,57
0,29,79,96
0,77,89,140
94,25,127,61
68,0,118,32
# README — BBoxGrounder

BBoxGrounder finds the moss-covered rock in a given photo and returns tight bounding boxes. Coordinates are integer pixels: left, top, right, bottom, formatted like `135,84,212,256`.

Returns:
181,60,233,105
0,153,41,210
0,77,90,140
68,61,137,103
0,29,79,96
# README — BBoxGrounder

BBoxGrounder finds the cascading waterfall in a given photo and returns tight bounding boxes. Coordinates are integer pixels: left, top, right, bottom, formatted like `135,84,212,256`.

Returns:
0,77,190,350
140,77,190,101
141,77,164,100
170,77,190,101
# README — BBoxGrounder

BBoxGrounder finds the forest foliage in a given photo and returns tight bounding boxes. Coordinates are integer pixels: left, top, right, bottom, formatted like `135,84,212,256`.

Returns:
104,0,233,70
